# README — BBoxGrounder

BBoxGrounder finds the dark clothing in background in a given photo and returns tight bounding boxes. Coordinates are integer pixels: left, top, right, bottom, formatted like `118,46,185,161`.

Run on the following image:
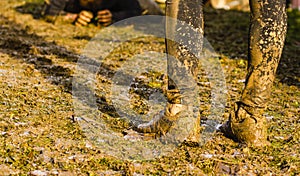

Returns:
44,0,142,23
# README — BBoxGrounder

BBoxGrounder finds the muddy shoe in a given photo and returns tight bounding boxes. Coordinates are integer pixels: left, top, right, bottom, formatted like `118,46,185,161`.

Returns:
130,87,201,143
220,102,269,147
133,103,201,143
123,103,183,141
133,87,183,135
134,103,183,135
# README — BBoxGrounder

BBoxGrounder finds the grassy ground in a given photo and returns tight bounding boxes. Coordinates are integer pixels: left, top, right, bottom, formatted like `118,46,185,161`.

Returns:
0,0,299,175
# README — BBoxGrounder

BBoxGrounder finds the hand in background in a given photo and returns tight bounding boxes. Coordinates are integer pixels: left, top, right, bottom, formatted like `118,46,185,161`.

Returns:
75,10,93,26
64,13,78,23
96,10,112,27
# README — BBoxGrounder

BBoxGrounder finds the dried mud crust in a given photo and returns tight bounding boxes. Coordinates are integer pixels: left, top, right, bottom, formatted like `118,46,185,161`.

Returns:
0,0,299,175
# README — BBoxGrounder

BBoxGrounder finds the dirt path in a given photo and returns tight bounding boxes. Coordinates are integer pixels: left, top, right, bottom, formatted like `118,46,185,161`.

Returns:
0,0,299,175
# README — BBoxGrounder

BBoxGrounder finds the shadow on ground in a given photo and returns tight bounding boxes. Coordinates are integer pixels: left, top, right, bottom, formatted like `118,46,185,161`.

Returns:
0,15,120,118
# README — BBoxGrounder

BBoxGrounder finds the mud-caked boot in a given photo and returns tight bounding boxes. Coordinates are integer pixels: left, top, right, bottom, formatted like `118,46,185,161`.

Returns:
221,102,269,147
123,99,184,141
134,88,201,143
135,102,184,136
133,88,183,134
123,102,183,141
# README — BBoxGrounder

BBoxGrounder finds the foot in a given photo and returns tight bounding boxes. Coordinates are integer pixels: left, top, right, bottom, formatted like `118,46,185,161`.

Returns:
133,87,183,135
220,102,269,147
127,88,201,143
123,103,183,141
134,103,183,135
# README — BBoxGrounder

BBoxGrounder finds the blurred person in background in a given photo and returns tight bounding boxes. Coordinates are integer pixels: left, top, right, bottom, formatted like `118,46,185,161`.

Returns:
42,0,144,26
138,0,164,15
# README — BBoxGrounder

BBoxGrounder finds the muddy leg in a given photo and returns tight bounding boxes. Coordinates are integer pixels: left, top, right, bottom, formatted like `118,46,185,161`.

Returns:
222,0,287,146
135,0,204,141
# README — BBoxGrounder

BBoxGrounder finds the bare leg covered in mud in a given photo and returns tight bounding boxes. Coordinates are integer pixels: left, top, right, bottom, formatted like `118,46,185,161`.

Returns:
132,0,204,142
220,0,287,146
